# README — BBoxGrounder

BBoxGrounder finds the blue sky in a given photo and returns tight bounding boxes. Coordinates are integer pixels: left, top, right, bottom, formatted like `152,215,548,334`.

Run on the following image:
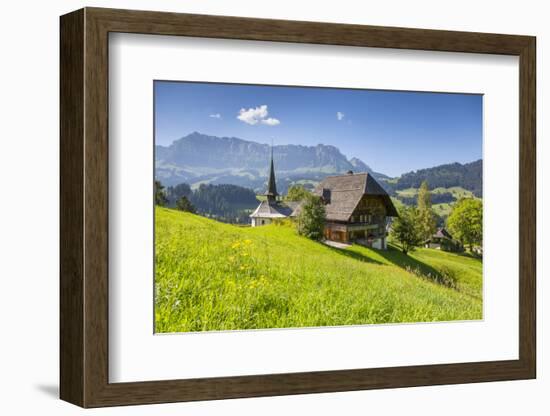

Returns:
154,81,482,177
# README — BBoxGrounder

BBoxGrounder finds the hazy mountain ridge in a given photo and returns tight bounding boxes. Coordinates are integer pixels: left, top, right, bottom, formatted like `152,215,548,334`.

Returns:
155,132,481,196
156,132,385,192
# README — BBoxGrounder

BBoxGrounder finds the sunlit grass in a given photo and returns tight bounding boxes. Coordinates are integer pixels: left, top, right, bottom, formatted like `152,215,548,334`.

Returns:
155,207,482,333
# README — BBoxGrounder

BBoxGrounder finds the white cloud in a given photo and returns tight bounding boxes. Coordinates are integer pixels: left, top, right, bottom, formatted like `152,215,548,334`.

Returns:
209,113,221,119
237,105,280,126
237,105,268,125
336,111,345,121
262,117,280,126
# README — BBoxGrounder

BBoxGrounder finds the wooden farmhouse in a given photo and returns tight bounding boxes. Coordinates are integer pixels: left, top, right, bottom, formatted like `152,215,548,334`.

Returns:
424,227,461,252
250,152,398,250
313,171,398,249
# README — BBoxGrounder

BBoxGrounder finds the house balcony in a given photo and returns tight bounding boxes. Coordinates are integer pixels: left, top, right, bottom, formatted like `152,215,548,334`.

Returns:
325,221,381,232
346,223,380,231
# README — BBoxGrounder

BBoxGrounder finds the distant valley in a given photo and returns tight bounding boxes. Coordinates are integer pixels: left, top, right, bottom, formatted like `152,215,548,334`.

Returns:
156,132,482,222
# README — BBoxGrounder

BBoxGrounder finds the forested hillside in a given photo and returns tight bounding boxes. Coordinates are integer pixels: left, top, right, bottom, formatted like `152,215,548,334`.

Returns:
165,182,258,224
389,159,482,197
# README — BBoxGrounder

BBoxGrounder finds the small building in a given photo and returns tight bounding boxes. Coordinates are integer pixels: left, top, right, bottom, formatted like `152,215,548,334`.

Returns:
314,171,398,249
249,200,298,226
250,149,299,227
250,156,398,250
424,227,460,251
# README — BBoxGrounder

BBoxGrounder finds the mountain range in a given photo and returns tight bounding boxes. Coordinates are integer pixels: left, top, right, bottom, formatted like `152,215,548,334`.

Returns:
155,132,387,193
155,132,481,196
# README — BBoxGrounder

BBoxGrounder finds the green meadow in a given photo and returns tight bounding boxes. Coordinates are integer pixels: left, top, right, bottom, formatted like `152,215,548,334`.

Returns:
155,207,482,333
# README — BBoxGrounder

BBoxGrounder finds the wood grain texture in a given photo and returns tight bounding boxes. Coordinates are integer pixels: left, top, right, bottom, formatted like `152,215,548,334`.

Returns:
59,8,84,407
83,10,110,406
59,7,537,408
518,38,536,376
88,7,532,55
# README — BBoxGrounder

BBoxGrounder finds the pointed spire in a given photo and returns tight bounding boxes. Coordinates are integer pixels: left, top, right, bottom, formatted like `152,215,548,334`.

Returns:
265,141,278,202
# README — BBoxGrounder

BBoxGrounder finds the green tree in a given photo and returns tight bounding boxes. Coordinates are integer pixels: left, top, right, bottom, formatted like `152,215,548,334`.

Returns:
176,196,196,213
167,182,192,205
154,180,168,206
447,198,482,252
417,180,432,211
416,180,437,241
296,195,326,241
417,209,437,240
286,184,310,201
390,206,422,254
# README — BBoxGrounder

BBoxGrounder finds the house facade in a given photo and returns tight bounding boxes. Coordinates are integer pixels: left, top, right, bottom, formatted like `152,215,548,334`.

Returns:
250,154,398,250
313,172,398,249
424,227,461,252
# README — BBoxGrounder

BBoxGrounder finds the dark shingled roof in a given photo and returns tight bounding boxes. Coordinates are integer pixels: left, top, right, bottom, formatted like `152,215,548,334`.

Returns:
433,228,453,240
286,201,301,216
250,200,298,218
313,172,398,222
264,155,278,200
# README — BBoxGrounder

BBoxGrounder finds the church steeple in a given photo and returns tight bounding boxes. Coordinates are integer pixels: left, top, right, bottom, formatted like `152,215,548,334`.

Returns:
265,144,278,203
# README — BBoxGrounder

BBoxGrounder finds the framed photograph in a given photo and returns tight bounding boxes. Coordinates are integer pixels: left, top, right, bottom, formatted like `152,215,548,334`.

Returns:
60,7,536,408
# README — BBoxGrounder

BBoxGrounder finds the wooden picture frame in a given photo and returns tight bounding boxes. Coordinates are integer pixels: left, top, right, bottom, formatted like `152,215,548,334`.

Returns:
60,7,536,408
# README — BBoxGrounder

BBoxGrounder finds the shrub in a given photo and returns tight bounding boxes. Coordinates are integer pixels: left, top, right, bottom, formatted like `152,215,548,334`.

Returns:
176,196,196,213
390,206,422,254
447,198,482,252
296,195,325,240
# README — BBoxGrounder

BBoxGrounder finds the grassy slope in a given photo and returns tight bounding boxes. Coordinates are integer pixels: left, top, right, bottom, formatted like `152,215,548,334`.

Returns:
155,208,482,333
